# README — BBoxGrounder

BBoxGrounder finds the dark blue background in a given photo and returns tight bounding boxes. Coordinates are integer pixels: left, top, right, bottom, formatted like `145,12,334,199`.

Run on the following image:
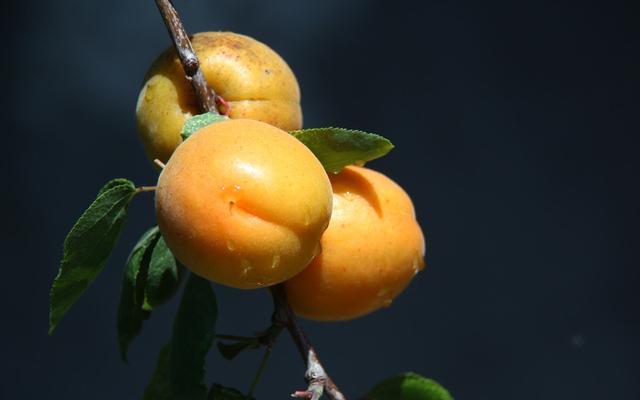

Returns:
3,0,639,398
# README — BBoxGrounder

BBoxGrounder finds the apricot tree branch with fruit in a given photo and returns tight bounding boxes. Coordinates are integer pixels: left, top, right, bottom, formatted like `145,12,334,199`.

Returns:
152,4,344,395
48,1,452,399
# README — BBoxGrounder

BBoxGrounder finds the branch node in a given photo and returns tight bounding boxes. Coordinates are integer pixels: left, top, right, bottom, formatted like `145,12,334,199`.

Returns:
271,285,347,400
183,55,199,75
154,0,219,115
292,384,323,400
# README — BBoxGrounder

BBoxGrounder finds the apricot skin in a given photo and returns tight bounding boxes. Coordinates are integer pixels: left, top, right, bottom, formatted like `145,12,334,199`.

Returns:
137,31,302,163
284,166,425,321
155,119,332,289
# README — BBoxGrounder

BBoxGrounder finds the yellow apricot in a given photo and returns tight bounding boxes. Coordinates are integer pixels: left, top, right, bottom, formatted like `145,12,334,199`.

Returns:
137,31,302,164
284,166,425,320
155,119,332,289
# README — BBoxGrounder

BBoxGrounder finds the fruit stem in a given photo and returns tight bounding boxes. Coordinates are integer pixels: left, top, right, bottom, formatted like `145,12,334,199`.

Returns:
135,186,157,193
154,0,220,115
153,159,166,169
270,285,347,400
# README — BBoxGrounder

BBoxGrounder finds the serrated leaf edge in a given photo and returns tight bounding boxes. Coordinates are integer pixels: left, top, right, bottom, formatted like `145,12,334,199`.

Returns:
49,181,136,334
289,127,395,173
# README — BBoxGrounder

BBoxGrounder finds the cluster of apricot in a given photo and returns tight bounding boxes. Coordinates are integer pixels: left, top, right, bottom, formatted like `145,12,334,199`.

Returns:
136,32,425,321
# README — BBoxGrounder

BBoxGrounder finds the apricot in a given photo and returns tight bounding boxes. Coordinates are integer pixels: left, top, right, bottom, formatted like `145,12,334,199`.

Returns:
284,166,425,321
137,31,302,163
155,119,332,289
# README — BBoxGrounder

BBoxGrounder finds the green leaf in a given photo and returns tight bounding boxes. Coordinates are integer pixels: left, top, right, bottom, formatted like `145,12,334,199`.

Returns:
118,229,186,361
367,373,453,400
143,236,185,311
216,340,260,360
170,273,218,400
117,226,161,362
290,127,394,173
207,384,251,400
181,112,229,140
96,178,135,198
49,179,137,334
143,343,172,400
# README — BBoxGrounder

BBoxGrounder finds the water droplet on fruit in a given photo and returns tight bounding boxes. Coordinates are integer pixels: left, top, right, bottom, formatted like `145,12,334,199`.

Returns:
382,298,393,308
412,256,424,275
271,254,281,269
241,258,253,276
221,184,241,192
376,288,389,298
312,243,322,258
226,240,236,252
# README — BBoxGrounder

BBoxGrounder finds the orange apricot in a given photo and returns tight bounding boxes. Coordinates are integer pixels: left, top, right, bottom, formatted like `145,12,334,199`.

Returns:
284,166,425,320
137,31,302,164
155,119,332,289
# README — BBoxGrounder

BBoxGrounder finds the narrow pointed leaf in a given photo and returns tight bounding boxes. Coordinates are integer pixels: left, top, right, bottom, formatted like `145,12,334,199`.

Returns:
290,127,394,173
367,373,453,400
208,384,251,400
143,236,185,311
49,179,136,334
170,273,217,400
181,113,229,140
143,343,172,400
117,226,160,361
216,340,260,360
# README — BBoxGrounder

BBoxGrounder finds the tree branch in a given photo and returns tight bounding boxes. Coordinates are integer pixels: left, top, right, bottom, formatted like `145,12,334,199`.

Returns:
152,2,345,398
270,285,347,400
154,0,219,115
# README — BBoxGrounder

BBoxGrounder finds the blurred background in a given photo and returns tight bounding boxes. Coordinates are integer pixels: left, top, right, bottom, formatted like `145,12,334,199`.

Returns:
2,0,639,398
